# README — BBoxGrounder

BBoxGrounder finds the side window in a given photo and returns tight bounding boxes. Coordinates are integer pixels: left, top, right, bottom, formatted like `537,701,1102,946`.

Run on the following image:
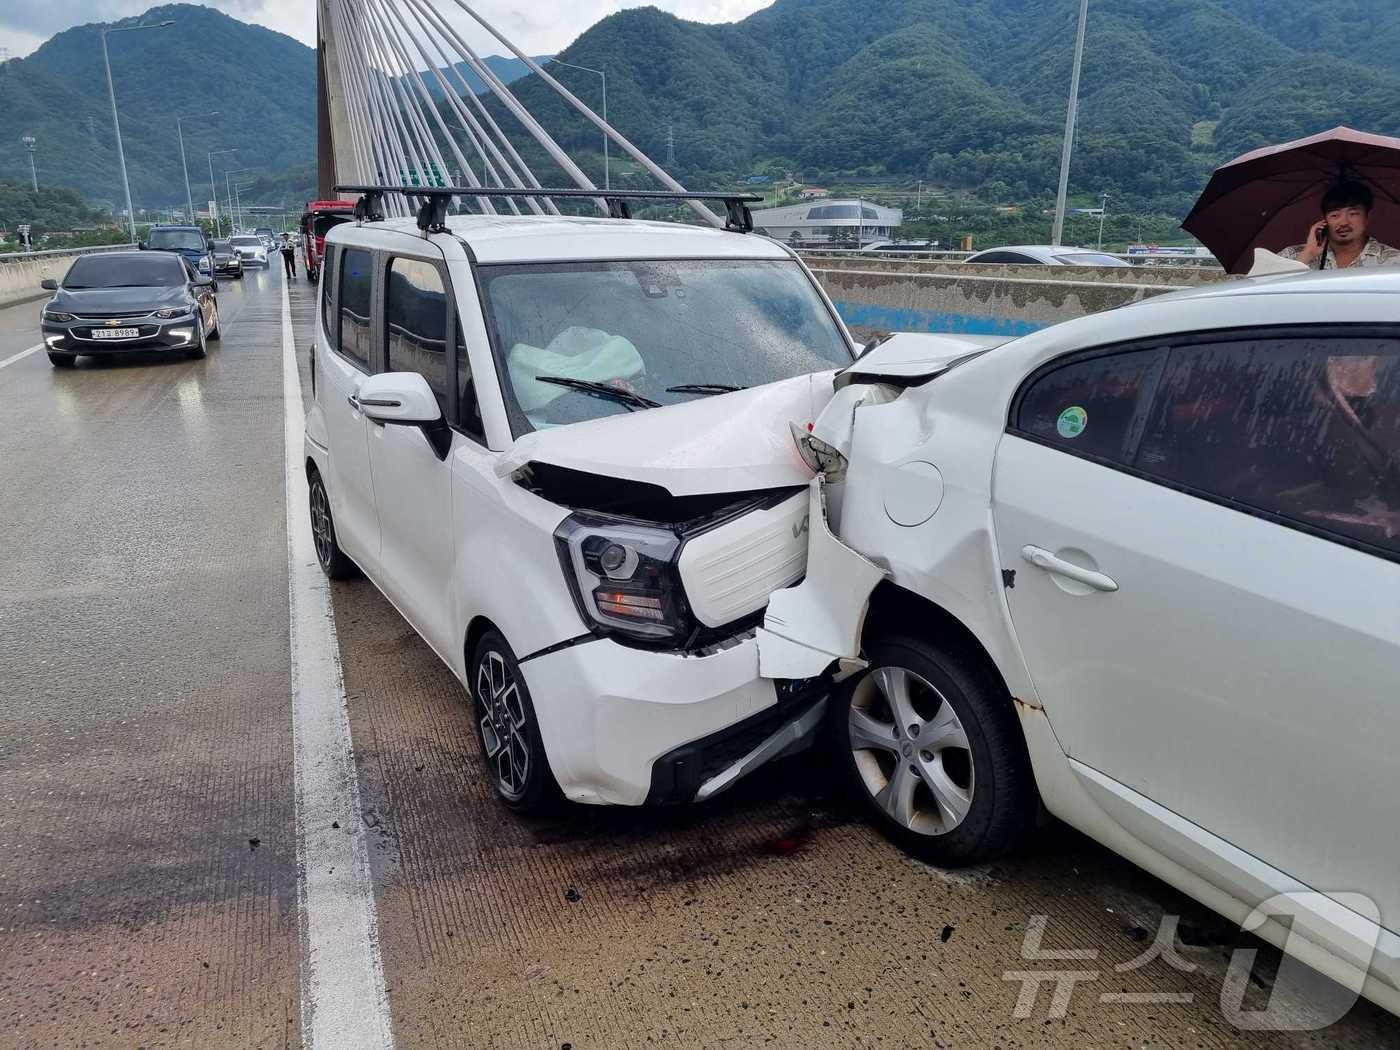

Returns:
1013,348,1163,464
1135,334,1400,558
384,256,450,416
320,244,335,342
338,247,373,372
455,319,485,443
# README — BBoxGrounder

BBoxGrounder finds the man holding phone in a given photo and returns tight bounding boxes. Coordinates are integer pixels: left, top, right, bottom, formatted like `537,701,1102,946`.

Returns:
1281,180,1400,269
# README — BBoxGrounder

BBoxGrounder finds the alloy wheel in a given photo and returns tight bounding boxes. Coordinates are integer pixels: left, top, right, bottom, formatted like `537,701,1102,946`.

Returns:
309,479,334,569
477,650,531,798
849,665,975,836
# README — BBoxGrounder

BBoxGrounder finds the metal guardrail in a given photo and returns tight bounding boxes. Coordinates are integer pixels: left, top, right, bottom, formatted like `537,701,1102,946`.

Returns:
0,244,137,264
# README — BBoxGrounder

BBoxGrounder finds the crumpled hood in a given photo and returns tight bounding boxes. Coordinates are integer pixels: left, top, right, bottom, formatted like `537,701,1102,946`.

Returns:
498,371,837,496
836,332,1011,388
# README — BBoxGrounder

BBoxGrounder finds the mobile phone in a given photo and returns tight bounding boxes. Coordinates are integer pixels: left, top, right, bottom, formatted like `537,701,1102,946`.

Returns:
1316,223,1329,246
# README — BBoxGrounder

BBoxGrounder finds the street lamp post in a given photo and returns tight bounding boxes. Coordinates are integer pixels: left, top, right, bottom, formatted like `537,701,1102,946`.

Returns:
176,111,219,224
207,148,237,237
101,19,175,242
1050,0,1089,247
226,168,250,232
20,136,36,191
1097,192,1109,250
547,59,608,189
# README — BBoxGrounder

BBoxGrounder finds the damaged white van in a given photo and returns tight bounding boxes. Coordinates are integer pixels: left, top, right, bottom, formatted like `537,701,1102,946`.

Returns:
303,187,852,810
761,270,1400,1016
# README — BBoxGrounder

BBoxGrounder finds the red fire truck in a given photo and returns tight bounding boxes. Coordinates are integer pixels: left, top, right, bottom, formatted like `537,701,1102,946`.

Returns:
298,199,357,283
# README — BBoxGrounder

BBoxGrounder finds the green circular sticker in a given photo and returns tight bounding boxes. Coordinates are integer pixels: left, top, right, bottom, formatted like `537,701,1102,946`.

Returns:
1056,405,1088,439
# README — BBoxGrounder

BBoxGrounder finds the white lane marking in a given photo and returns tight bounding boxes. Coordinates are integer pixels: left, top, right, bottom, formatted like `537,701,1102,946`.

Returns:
0,343,43,370
281,274,395,1049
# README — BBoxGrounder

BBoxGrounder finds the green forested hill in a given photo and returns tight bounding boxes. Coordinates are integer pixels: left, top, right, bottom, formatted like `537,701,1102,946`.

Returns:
0,6,541,212
500,0,1400,213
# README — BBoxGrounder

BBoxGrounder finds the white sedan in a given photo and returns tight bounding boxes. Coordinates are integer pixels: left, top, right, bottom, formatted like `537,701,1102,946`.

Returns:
759,267,1400,1016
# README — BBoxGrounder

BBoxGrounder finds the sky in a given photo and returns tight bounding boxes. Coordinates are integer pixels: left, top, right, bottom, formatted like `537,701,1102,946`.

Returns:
0,0,775,61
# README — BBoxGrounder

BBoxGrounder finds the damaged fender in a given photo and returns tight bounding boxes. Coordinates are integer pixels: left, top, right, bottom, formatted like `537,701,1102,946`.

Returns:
757,476,887,680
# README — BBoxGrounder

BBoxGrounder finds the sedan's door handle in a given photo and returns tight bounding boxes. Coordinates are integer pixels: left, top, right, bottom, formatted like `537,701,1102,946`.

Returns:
1020,545,1118,592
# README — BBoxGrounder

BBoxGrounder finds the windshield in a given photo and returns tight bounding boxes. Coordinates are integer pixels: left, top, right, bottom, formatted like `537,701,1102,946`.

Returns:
312,214,351,239
65,253,185,289
230,236,261,247
480,258,852,434
1055,252,1127,267
147,229,206,252
213,240,232,252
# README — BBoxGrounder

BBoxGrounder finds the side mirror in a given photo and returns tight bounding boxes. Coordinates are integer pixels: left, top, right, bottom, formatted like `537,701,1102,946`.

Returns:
355,371,442,425
40,278,57,290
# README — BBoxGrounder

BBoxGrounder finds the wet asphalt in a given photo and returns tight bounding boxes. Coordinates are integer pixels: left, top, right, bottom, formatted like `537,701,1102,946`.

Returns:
2,270,1397,1048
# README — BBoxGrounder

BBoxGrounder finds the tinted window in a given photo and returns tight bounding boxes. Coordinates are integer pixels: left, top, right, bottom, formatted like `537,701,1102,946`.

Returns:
384,257,449,415
1135,334,1400,558
1014,348,1163,463
456,319,484,443
971,251,1033,264
230,236,261,247
213,240,232,252
480,259,851,435
64,253,185,289
147,229,206,252
320,244,335,342
338,248,373,371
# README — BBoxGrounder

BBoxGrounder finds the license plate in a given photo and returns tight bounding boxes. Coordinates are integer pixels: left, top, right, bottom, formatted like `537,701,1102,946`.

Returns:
91,327,139,339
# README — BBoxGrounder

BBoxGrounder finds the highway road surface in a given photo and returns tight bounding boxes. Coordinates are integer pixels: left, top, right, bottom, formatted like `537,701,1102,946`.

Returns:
0,267,1395,1049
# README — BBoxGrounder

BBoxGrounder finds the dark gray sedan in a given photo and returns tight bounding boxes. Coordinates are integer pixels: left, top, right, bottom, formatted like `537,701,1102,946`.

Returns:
40,251,221,367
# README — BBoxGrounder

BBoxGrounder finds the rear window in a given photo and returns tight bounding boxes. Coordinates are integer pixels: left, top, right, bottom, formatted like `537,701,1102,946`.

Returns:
65,253,184,289
230,236,262,247
147,229,206,252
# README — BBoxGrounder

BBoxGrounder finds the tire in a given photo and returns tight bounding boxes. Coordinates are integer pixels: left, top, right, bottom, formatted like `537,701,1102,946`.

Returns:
186,317,207,359
831,634,1034,866
48,352,76,367
470,630,556,812
308,469,356,580
207,302,221,341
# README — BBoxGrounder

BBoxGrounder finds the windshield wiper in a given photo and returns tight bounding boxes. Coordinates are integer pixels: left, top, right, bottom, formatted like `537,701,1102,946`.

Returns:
533,375,660,410
664,382,746,395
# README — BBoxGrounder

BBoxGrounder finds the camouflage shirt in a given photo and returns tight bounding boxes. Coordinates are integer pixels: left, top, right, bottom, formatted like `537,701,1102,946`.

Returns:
1279,236,1400,269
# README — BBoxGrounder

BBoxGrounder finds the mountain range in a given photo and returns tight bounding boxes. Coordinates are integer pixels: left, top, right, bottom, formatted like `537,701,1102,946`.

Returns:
500,0,1400,212
3,1,1400,218
0,4,542,211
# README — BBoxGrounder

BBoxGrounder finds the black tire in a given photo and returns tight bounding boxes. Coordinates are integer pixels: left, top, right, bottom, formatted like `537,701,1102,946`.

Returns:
308,469,356,580
207,302,221,341
48,352,77,367
831,634,1034,866
470,630,556,812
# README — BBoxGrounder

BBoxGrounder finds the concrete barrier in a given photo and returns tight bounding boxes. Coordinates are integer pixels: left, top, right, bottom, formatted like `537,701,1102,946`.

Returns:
0,246,136,310
802,254,1226,288
810,265,1210,342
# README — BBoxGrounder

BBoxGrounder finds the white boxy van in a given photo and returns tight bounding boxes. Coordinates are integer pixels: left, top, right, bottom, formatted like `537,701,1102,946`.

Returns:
303,188,854,810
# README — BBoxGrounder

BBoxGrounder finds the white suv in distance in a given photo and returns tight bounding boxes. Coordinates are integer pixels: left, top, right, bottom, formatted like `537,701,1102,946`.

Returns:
761,269,1400,1016
304,189,854,811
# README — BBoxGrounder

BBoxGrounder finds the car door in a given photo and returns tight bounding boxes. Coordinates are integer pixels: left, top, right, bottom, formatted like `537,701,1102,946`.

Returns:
991,329,1400,930
365,246,463,656
319,243,381,568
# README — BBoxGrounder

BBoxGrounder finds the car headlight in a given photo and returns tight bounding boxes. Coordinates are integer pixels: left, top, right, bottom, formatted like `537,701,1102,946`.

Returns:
198,259,211,271
155,306,190,319
555,513,692,644
43,309,75,323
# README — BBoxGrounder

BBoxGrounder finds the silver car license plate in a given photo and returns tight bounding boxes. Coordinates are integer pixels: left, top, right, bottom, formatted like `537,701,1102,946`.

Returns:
91,327,138,339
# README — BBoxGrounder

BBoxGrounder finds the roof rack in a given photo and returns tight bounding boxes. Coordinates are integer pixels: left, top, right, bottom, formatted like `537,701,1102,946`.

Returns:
333,184,765,235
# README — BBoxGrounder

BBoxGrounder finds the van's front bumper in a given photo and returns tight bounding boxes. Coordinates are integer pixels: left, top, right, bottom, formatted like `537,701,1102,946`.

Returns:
519,632,825,806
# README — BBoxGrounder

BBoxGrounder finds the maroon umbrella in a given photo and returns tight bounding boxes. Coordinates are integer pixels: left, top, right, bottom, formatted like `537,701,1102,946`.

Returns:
1181,125,1400,274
